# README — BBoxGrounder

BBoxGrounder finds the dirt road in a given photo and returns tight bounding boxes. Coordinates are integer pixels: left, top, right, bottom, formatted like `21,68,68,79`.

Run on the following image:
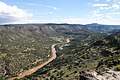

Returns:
9,44,57,80
9,39,70,80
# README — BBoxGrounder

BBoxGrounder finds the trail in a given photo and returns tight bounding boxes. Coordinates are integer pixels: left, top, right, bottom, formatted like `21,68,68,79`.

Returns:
9,44,57,80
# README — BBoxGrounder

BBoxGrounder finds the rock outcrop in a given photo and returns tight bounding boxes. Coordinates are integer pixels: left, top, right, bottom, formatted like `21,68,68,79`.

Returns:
80,70,120,80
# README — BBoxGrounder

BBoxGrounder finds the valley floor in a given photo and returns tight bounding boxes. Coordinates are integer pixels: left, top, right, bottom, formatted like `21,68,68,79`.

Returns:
9,39,70,80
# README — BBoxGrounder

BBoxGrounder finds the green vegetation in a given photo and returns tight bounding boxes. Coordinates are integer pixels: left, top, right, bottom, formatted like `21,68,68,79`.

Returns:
115,65,120,71
0,24,120,80
24,32,120,80
0,25,67,79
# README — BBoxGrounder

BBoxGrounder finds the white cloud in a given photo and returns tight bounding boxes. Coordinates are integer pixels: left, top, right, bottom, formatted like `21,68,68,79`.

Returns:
89,0,120,25
106,0,120,2
93,13,103,17
106,0,111,2
92,4,109,7
26,3,61,10
89,9,113,19
95,0,100,2
104,15,112,18
108,12,120,14
53,7,61,10
99,6,111,10
89,9,104,18
112,4,120,9
49,12,53,15
113,0,120,2
0,1,32,23
47,6,61,10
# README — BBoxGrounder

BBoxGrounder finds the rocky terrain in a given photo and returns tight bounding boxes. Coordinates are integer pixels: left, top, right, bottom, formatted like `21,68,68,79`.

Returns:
80,70,120,80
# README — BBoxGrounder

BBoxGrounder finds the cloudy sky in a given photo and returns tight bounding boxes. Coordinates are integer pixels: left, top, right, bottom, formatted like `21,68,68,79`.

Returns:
0,0,120,25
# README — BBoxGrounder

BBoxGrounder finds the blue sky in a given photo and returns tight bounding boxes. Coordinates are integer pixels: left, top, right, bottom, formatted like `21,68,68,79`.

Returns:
0,0,120,25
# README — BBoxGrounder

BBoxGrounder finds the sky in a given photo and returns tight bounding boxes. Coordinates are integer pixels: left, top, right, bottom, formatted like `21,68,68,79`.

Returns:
0,0,120,25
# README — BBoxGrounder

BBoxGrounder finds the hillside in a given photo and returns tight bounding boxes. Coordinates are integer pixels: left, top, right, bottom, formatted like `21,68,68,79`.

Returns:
22,29,120,80
0,26,56,77
0,24,119,80
85,23,120,33
0,24,64,79
0,24,100,79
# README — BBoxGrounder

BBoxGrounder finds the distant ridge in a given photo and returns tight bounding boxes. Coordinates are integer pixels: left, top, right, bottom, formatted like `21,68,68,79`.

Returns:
1,23,120,26
86,23,102,26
